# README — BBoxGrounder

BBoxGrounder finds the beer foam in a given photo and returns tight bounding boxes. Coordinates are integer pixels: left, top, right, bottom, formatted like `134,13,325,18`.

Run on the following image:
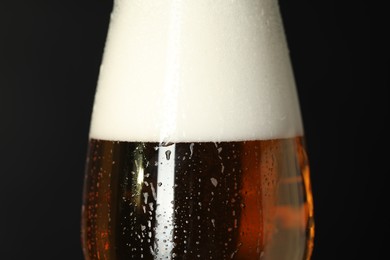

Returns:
89,0,303,142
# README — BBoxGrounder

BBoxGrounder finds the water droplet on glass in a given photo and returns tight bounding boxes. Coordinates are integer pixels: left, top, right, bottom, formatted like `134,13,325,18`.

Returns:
151,183,157,200
189,143,194,157
165,150,171,160
143,192,149,204
210,178,218,187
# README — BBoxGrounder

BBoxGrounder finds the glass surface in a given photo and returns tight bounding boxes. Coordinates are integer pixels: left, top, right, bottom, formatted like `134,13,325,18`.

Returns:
81,1,315,259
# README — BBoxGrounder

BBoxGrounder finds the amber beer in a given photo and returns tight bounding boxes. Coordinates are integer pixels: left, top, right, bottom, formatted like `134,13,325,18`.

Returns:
82,138,314,259
81,0,314,259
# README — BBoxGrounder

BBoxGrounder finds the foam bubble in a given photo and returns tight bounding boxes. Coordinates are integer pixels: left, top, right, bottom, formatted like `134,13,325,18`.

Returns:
89,0,303,142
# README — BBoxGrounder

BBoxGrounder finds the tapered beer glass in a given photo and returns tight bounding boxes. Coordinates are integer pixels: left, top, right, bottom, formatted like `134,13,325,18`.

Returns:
81,0,315,259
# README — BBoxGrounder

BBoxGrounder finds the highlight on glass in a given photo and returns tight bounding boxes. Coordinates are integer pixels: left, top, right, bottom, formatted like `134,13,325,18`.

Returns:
81,1,315,259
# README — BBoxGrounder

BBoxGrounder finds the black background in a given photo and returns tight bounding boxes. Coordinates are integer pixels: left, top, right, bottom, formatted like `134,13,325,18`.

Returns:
0,1,383,259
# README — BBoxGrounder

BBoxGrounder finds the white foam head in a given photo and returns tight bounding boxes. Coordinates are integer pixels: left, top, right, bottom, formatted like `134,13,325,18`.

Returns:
89,0,303,142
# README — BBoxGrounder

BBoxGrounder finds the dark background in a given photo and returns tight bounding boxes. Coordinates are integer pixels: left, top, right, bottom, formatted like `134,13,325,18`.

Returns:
0,0,383,259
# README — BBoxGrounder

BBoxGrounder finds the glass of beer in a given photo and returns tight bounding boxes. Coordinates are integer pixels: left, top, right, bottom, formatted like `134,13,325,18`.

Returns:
81,0,315,259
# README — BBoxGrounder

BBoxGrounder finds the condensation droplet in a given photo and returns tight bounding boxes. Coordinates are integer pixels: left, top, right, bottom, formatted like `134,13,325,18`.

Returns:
165,150,171,160
189,143,194,157
143,192,149,204
210,178,218,187
151,183,157,200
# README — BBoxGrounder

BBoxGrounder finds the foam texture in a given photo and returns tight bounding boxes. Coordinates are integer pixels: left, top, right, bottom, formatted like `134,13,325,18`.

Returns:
89,0,303,142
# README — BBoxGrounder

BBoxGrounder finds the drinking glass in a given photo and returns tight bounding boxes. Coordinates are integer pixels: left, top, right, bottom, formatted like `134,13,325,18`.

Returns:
81,1,315,259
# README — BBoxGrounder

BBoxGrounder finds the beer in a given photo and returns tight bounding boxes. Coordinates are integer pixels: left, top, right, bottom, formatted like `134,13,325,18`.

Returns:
82,0,315,259
82,137,314,259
